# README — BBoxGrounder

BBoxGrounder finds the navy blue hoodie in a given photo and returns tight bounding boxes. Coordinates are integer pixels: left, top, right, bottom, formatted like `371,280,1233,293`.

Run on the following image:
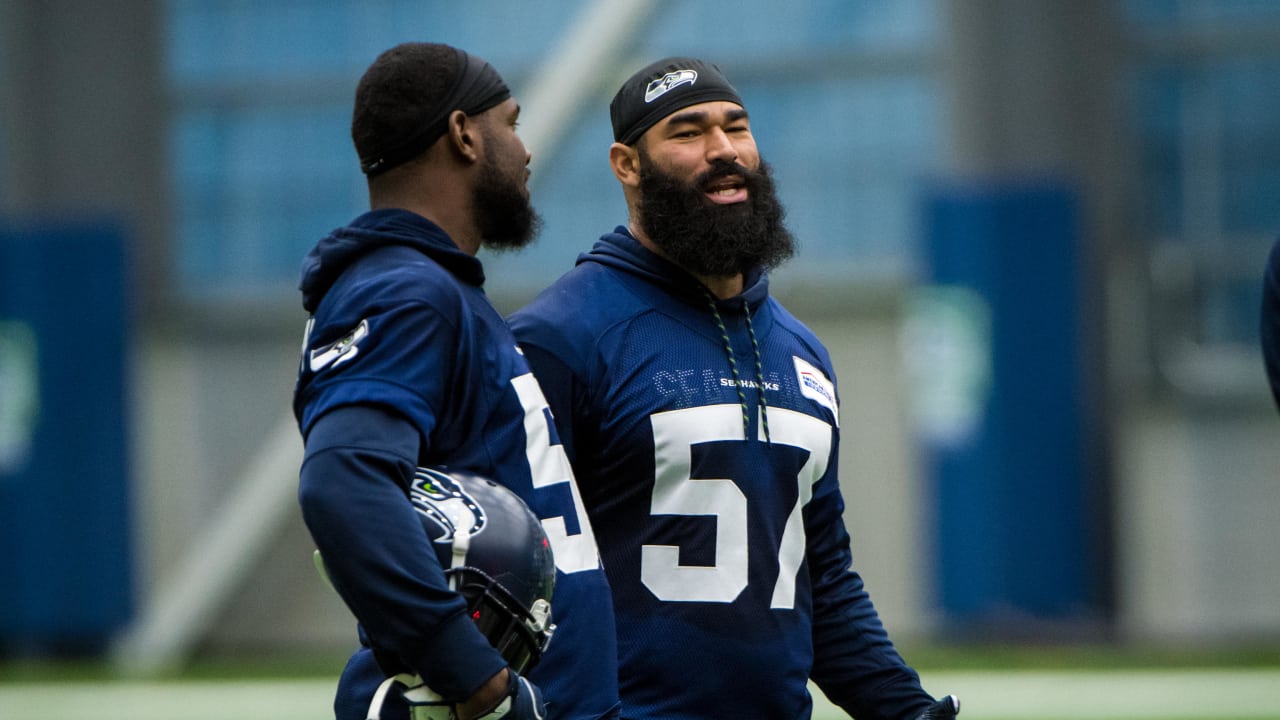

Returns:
510,228,934,720
294,209,620,720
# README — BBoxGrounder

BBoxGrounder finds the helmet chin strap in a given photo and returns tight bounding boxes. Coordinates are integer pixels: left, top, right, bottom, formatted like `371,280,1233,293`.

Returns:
447,515,474,591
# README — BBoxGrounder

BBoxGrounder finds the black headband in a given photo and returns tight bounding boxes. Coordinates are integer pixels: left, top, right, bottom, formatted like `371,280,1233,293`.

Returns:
610,57,743,146
360,47,511,177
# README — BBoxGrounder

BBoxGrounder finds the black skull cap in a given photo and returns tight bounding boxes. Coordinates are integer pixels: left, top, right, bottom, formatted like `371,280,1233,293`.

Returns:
609,56,743,146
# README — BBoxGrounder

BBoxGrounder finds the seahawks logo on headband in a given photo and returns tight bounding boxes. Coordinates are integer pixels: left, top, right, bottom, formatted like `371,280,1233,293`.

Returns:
644,69,697,103
410,467,486,542
611,57,742,145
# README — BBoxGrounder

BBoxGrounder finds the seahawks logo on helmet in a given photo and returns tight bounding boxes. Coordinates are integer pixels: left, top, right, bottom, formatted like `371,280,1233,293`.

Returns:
314,467,556,682
409,467,486,544
409,468,557,676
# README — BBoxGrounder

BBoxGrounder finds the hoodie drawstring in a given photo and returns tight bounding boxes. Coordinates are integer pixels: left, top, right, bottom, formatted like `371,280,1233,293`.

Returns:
706,292,771,443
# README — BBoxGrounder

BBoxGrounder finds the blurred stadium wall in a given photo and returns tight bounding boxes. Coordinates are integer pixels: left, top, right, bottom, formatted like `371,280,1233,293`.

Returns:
2,0,1278,669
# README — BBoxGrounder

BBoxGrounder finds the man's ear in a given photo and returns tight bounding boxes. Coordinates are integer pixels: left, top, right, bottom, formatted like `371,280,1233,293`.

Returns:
609,142,641,188
445,110,480,164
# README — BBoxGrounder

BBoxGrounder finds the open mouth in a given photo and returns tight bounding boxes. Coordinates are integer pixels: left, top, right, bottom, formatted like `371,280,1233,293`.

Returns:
702,175,748,204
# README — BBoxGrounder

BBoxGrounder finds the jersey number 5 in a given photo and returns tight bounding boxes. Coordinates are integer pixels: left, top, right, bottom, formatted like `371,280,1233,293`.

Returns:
512,372,601,574
643,404,831,608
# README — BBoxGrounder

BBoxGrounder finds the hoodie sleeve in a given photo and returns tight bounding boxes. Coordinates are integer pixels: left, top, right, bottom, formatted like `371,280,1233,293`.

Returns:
298,403,506,700
296,301,459,441
804,411,935,719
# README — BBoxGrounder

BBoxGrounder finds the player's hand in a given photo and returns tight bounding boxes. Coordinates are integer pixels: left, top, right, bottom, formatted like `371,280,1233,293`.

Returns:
913,694,960,719
468,668,545,720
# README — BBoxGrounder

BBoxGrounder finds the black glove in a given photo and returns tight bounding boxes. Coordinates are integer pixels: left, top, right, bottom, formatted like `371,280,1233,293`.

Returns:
471,668,545,720
913,694,960,719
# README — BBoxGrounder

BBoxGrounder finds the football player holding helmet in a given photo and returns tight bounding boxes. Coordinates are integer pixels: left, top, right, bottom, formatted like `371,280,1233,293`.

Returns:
408,468,555,675
316,468,555,720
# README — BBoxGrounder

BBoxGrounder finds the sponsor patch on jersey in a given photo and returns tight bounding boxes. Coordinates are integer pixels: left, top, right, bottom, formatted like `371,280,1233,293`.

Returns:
308,318,368,372
645,69,697,103
793,356,838,426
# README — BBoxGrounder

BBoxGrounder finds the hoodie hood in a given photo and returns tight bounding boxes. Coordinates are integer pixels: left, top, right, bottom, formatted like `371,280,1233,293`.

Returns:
299,209,484,312
576,227,770,312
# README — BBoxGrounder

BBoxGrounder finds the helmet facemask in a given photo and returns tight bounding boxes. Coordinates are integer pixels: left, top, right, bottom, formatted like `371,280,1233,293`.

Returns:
448,566,554,673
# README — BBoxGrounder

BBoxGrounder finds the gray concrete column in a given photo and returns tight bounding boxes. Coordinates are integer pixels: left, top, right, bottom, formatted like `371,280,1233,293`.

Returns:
0,0,169,309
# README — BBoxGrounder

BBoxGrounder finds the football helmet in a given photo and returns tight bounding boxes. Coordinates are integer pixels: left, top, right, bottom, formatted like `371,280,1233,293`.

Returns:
408,467,555,674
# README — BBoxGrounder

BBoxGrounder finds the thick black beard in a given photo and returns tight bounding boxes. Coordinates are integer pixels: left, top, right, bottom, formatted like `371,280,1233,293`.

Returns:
637,154,794,277
473,155,543,252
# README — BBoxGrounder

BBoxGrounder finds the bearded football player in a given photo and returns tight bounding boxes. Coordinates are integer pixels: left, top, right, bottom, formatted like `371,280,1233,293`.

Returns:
509,57,959,720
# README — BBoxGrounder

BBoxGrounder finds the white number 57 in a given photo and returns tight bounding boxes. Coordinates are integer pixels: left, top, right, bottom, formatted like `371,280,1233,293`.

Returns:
643,404,831,608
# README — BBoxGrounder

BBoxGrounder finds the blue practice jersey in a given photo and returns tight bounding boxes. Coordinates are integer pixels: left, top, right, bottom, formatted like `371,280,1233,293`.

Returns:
293,209,619,720
509,229,933,720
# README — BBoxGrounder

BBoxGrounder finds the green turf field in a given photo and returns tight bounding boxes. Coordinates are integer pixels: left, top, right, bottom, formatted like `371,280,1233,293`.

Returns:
2,669,1279,719
3,646,1279,719
2,666,1280,717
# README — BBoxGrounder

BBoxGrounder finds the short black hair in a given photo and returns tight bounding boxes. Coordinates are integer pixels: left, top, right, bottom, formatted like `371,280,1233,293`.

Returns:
351,43,461,173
